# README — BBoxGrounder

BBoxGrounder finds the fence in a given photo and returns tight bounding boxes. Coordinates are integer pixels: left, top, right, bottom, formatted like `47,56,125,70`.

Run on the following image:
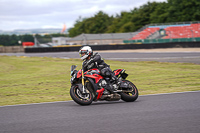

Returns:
0,46,24,53
25,42,200,53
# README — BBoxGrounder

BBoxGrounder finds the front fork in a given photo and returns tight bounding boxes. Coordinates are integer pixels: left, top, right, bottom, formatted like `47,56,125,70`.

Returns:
82,62,86,94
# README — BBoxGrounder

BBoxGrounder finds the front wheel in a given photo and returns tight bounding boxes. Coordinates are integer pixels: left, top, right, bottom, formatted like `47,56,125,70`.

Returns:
120,80,138,102
70,85,93,105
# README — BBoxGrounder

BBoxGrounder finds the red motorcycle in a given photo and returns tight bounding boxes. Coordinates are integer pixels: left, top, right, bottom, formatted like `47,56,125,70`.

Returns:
70,64,138,105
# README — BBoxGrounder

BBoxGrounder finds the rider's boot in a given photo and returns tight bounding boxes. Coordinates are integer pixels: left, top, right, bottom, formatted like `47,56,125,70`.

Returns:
104,84,115,93
110,73,120,89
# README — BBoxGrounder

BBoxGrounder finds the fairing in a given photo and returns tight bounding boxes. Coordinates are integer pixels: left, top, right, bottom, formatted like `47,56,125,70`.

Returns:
77,69,82,78
113,69,124,76
84,68,103,83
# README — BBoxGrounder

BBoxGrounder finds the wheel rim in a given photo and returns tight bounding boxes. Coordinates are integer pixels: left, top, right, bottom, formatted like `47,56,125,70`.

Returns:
124,82,137,96
74,86,92,102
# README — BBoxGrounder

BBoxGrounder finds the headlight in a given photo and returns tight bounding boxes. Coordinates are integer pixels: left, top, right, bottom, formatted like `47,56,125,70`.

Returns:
70,72,77,83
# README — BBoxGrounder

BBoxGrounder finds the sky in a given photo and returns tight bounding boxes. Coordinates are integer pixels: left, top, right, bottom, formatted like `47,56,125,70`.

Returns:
0,0,167,31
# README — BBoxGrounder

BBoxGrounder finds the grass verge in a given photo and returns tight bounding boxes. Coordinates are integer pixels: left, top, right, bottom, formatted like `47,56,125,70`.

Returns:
0,55,200,106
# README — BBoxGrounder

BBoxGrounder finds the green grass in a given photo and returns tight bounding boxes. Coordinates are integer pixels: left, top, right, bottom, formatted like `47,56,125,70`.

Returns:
0,55,200,106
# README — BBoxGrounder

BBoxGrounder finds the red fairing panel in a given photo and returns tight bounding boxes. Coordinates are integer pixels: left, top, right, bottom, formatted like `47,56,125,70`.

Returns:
96,88,105,100
113,69,123,76
77,69,82,78
84,68,104,83
85,74,103,83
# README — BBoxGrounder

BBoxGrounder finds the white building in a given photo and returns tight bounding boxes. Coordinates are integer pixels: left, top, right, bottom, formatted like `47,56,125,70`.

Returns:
52,37,71,45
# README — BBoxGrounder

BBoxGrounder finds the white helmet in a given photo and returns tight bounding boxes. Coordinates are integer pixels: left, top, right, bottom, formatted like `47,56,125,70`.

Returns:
79,46,93,60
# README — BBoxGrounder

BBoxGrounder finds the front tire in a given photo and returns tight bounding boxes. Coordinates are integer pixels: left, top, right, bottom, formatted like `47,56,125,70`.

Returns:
120,80,138,102
70,85,93,105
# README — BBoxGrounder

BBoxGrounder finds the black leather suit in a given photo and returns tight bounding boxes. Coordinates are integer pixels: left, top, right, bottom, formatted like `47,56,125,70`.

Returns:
83,52,111,76
83,53,116,92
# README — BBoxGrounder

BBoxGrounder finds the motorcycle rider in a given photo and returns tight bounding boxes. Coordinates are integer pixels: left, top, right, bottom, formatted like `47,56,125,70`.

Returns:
79,46,119,93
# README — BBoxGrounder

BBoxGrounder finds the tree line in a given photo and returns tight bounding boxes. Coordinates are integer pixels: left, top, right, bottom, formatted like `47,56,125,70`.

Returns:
0,34,67,46
68,0,200,37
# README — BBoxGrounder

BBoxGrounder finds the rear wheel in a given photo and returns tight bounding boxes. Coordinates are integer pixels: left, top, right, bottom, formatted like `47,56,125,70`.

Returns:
70,85,93,105
120,80,138,102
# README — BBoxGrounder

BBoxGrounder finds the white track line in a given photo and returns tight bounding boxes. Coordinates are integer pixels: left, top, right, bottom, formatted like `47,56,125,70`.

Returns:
1,91,200,107
0,101,72,108
105,56,200,60
140,90,200,97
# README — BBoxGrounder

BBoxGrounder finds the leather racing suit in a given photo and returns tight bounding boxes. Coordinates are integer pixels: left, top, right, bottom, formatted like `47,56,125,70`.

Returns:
83,52,117,92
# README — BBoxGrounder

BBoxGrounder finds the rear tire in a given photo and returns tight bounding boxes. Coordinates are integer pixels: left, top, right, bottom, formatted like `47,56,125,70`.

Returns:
120,80,138,102
70,85,93,105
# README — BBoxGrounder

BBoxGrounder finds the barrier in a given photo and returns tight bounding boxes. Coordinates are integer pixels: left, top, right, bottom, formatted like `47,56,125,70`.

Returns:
124,37,200,44
24,41,200,53
0,46,24,53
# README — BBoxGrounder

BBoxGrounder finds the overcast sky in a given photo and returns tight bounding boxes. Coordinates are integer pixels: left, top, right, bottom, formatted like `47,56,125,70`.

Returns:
0,0,167,31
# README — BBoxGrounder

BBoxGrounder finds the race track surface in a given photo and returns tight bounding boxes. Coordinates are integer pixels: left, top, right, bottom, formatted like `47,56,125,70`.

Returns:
1,91,200,133
1,48,200,133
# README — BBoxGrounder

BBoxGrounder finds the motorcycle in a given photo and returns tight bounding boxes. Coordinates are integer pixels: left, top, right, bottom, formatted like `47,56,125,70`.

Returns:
70,64,138,105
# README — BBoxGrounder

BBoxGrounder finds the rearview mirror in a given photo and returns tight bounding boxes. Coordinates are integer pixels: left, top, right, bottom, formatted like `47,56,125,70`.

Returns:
71,65,77,76
71,65,77,71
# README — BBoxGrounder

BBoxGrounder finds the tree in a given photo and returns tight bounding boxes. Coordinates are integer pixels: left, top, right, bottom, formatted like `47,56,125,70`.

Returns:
0,35,10,46
119,22,137,32
68,16,86,37
68,0,200,36
21,34,34,42
69,11,113,36
166,0,200,22
10,34,18,46
150,2,168,23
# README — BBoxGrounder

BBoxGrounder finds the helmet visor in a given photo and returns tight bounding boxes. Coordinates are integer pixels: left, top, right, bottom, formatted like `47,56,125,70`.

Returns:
79,50,87,57
79,50,88,60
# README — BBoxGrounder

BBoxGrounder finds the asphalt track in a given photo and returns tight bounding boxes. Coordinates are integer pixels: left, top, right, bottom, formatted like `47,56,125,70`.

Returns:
1,49,200,64
1,49,200,132
1,91,200,133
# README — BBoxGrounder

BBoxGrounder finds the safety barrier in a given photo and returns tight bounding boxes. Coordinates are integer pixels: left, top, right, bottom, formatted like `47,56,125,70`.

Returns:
24,41,200,53
123,37,200,44
0,46,24,53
